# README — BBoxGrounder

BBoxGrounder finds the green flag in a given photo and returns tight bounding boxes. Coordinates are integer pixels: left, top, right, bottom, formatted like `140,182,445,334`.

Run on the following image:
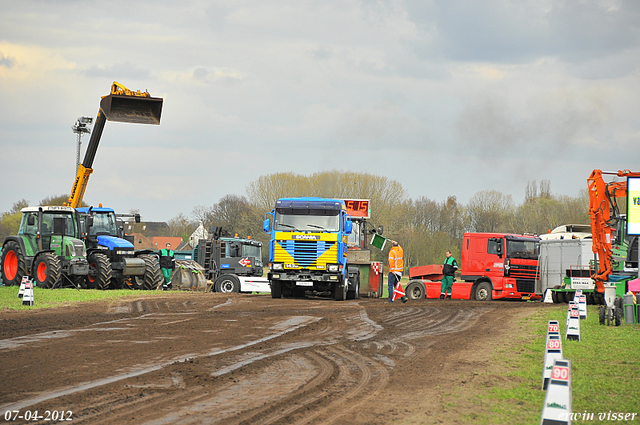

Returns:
370,233,387,250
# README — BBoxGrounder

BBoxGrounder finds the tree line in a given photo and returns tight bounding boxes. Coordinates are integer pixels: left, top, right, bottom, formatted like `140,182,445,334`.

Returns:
1,171,589,267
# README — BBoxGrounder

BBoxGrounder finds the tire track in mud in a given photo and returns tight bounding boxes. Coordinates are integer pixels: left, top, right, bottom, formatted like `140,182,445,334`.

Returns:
363,305,495,358
1,298,501,425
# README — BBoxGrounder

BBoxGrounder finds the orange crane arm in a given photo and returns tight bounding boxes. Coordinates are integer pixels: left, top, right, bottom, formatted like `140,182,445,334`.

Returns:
587,169,640,293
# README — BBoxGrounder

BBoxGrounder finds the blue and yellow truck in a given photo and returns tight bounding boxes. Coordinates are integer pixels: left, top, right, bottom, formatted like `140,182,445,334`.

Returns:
263,197,360,300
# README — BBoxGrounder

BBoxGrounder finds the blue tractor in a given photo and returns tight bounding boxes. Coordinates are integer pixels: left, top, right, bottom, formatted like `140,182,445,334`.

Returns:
77,206,163,290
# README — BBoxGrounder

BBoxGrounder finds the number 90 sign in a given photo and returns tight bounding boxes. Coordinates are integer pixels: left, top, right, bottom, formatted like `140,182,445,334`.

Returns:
552,365,570,381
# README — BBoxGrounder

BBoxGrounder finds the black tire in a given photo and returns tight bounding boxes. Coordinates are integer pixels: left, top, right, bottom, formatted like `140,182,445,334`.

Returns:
614,306,622,326
1,241,26,286
134,254,164,290
347,275,360,300
551,290,559,304
405,280,426,300
565,291,575,303
215,274,240,293
271,280,282,298
474,281,492,301
599,306,606,325
87,252,112,290
334,280,347,301
32,252,61,288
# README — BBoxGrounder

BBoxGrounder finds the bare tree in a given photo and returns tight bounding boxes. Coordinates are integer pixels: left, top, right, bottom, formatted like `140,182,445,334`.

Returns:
467,190,514,232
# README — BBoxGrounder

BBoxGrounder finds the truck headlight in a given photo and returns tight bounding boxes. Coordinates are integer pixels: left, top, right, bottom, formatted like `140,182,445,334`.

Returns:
272,263,284,271
327,264,340,272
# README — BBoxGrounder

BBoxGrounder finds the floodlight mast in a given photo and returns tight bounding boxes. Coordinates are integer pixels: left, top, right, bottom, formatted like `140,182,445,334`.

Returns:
72,117,93,177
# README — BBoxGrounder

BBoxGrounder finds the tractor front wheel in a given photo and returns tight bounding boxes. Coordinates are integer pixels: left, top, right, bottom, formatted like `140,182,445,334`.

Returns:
33,252,61,288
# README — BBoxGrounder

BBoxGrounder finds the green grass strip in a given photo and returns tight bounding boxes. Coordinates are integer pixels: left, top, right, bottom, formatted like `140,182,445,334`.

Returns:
0,286,166,311
467,304,640,424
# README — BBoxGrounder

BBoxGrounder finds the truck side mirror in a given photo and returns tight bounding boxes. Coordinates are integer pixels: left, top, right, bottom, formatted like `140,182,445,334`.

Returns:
345,220,353,235
496,239,503,258
27,215,35,226
263,218,271,233
134,214,141,223
86,216,94,228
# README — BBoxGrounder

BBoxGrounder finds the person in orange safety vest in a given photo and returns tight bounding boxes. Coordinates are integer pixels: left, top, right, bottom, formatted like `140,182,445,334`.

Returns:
388,240,407,303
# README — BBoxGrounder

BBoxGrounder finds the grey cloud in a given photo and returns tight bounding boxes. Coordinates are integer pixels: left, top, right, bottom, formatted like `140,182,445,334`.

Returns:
0,54,15,68
406,0,640,67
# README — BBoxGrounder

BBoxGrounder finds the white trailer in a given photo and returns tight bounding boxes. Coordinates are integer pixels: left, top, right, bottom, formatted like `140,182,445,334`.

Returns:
537,238,594,302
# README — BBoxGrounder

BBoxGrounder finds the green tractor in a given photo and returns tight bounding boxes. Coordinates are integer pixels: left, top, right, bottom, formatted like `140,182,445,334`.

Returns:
1,206,90,288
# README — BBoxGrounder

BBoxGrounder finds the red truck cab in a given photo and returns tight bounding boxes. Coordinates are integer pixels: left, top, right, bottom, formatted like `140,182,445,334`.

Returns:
461,232,540,300
405,232,541,301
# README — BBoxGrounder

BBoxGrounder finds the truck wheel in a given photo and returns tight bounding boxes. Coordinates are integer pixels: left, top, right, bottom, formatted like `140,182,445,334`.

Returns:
134,254,164,290
405,280,426,300
551,290,559,304
347,278,360,300
334,281,347,301
474,281,492,301
271,280,282,298
1,241,26,286
215,274,240,293
87,252,112,290
33,252,61,288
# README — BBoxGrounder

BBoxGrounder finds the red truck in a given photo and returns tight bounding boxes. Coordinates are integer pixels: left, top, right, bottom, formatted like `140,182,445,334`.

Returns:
405,232,541,301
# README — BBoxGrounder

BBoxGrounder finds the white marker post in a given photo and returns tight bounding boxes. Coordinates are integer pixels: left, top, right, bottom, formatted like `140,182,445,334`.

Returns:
566,302,580,341
22,278,34,306
18,276,28,298
541,321,563,390
577,294,587,320
540,359,572,425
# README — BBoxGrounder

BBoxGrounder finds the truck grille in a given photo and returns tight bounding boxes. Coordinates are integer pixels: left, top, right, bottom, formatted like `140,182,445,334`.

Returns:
509,263,539,280
276,240,336,267
516,279,536,293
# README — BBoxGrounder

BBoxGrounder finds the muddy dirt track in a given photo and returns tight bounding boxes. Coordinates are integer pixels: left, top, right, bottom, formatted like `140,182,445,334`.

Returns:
0,293,554,424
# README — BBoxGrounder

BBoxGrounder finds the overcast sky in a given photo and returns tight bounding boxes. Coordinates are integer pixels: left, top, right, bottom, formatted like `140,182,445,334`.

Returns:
1,0,639,222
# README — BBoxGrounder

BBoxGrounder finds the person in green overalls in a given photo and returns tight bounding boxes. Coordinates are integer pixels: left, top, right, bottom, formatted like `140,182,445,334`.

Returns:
440,250,458,299
158,242,175,290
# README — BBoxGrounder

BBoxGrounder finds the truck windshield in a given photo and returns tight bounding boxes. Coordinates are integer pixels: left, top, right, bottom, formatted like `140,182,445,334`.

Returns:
89,212,118,236
506,239,539,259
274,211,340,232
242,244,261,258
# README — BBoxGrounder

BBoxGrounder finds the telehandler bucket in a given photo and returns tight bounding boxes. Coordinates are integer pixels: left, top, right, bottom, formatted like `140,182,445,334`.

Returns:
99,94,163,125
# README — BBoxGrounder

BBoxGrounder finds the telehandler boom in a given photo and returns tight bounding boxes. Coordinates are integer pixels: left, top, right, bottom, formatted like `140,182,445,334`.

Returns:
67,82,163,208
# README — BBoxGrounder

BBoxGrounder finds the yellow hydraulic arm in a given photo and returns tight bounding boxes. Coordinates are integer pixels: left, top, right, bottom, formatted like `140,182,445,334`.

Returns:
67,82,163,208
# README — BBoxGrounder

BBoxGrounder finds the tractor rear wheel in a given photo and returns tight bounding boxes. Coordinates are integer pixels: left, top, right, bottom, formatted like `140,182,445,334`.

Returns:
1,241,26,286
134,254,164,290
33,252,61,288
87,252,112,290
